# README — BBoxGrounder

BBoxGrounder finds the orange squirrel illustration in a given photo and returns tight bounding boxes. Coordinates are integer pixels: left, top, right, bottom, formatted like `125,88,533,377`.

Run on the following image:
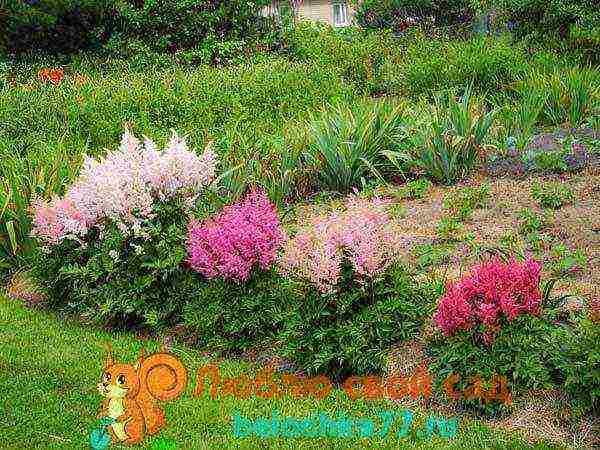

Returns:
97,346,187,445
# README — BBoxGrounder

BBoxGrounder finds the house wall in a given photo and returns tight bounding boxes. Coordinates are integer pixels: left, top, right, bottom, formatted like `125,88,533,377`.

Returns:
263,1,355,27
297,0,334,24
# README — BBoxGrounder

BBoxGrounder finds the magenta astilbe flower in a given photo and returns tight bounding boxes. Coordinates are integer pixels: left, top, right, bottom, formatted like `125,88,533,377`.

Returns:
279,196,404,293
433,257,542,337
186,190,284,282
32,129,216,244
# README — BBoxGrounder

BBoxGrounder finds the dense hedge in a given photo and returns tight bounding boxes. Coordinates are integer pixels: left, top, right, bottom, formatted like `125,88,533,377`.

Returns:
2,0,275,58
3,0,117,55
354,0,474,32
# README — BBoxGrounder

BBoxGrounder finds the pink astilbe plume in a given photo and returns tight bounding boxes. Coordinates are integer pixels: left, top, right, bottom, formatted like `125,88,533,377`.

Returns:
433,257,543,338
279,196,404,293
186,190,284,282
31,129,216,244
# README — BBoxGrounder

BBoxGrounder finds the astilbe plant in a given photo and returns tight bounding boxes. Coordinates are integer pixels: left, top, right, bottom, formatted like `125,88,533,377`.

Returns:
279,196,404,293
433,257,543,341
32,128,216,245
186,190,284,283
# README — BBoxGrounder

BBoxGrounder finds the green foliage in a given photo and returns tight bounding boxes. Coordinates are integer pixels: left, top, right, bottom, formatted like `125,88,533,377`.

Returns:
396,178,433,200
549,244,587,276
390,89,496,185
443,183,490,221
280,263,435,380
531,181,574,209
0,148,78,277
182,269,292,353
306,101,407,193
396,34,529,98
517,207,551,235
517,68,599,127
561,310,600,413
31,197,198,329
3,0,117,56
413,242,456,268
284,22,398,94
112,0,275,62
497,0,600,40
436,218,465,243
428,313,570,406
354,0,474,31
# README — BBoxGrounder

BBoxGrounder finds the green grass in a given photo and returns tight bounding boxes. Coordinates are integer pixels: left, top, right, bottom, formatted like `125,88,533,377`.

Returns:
0,296,563,449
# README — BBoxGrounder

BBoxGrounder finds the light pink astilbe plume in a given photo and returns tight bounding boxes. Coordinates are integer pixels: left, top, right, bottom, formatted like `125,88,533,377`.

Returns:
32,129,216,244
279,196,404,293
433,258,543,338
186,190,285,283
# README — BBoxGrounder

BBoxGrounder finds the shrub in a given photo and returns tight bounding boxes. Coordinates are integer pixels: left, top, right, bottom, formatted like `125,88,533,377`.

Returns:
443,183,490,221
182,268,292,352
187,189,285,283
32,129,215,244
280,263,435,381
113,0,276,60
429,258,569,403
31,130,215,328
531,181,574,209
354,0,474,32
284,23,397,94
389,89,496,185
396,34,529,97
279,197,431,379
306,101,408,193
497,0,600,39
561,298,600,413
4,0,117,56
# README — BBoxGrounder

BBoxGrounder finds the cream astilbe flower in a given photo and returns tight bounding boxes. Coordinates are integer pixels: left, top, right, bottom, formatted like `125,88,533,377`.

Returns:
32,129,216,244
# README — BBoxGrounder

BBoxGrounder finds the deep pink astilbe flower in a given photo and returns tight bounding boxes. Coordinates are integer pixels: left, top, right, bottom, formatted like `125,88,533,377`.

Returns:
279,196,404,293
186,190,284,282
433,258,543,337
32,129,216,244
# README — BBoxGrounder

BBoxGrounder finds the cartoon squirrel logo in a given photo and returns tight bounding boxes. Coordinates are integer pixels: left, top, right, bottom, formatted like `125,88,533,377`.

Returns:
94,345,187,446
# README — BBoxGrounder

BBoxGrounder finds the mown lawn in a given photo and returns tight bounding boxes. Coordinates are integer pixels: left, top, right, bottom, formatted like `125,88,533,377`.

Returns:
0,296,563,450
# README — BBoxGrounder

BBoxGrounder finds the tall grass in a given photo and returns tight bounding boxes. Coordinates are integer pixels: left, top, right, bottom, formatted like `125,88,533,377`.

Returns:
305,100,408,193
0,150,78,274
386,89,497,185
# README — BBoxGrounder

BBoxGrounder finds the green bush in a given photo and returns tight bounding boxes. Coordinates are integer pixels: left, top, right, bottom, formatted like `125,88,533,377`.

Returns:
388,89,496,185
443,183,490,221
280,263,435,381
395,33,528,97
31,197,198,329
284,23,398,94
4,0,117,56
112,0,276,62
305,100,408,193
182,269,292,353
428,313,570,409
561,303,600,413
354,0,474,32
497,0,599,38
531,181,574,209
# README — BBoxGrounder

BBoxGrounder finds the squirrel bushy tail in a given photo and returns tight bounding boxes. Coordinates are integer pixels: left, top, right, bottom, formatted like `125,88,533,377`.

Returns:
136,352,188,435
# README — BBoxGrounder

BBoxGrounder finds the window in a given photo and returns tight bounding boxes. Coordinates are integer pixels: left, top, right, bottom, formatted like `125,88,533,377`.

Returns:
332,1,349,27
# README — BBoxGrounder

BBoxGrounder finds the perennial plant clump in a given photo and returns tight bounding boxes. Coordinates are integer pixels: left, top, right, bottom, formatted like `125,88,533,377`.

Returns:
433,258,543,339
187,190,285,282
32,128,216,245
279,197,404,292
